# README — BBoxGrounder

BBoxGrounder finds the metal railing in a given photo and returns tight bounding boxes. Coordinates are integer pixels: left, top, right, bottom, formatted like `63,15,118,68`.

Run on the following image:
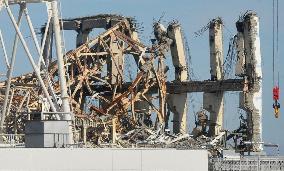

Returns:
0,134,25,147
209,156,284,171
28,111,72,121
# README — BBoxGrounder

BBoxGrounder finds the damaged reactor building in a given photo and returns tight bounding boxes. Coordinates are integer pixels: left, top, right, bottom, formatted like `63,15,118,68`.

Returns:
0,0,283,170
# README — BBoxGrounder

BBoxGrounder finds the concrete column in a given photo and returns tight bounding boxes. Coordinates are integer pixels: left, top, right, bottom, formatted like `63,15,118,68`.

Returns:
167,23,188,134
204,18,224,137
131,31,152,126
235,21,245,77
209,18,223,81
103,33,124,116
203,92,224,136
240,12,263,152
75,29,91,111
107,33,124,85
76,29,90,47
130,31,144,65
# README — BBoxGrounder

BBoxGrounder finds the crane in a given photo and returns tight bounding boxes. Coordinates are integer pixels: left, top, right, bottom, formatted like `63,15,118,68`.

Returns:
273,86,280,118
272,0,280,118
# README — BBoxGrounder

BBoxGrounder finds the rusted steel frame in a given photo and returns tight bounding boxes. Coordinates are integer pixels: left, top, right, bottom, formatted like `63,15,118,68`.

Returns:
0,20,140,132
71,79,84,98
80,52,108,56
158,64,166,123
70,99,83,113
3,22,128,90
90,72,144,116
141,94,161,118
131,91,135,121
74,52,85,74
87,21,128,48
114,78,154,116
106,72,144,114
112,30,146,52
84,78,93,95
90,105,107,116
47,21,127,77
119,88,149,120
100,35,124,81
70,67,90,97
90,94,111,110
90,74,112,89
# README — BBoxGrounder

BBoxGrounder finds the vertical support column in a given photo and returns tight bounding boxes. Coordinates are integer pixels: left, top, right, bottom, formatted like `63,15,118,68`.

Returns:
167,23,188,134
76,29,90,47
131,31,152,125
235,21,246,77
240,12,263,152
204,18,224,137
209,18,224,81
131,30,146,65
107,33,124,85
51,1,73,144
76,28,91,110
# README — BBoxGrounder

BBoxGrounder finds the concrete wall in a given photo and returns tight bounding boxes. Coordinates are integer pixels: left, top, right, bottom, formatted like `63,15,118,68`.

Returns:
0,148,208,171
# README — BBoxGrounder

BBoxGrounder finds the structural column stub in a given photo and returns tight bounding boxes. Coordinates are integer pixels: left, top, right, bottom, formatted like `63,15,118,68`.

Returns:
204,18,224,137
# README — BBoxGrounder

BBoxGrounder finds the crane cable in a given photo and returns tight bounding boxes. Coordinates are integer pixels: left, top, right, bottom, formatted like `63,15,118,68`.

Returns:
272,0,276,117
272,0,280,118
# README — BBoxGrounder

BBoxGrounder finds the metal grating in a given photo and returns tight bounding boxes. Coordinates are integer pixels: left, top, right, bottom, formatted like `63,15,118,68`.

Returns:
210,156,284,171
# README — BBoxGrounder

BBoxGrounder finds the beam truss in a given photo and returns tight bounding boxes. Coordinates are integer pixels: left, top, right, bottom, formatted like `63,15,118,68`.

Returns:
0,0,73,145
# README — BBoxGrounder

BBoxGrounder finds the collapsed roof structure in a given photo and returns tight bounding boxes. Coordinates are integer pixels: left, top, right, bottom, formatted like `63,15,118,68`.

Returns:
0,0,264,157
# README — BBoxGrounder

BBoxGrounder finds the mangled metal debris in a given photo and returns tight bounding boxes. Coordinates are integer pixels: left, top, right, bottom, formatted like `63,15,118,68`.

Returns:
0,4,263,156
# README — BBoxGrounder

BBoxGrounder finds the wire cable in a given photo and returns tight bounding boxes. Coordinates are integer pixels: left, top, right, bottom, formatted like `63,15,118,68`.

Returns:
277,0,279,87
273,0,275,86
277,0,279,56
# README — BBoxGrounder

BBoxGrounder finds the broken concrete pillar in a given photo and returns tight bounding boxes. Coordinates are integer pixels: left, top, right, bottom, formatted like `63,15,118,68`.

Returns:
209,18,224,81
204,18,224,137
131,31,146,65
203,92,224,136
235,21,246,77
167,23,188,81
167,22,188,134
167,94,187,134
130,31,152,125
76,29,91,47
107,33,124,85
239,12,263,152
